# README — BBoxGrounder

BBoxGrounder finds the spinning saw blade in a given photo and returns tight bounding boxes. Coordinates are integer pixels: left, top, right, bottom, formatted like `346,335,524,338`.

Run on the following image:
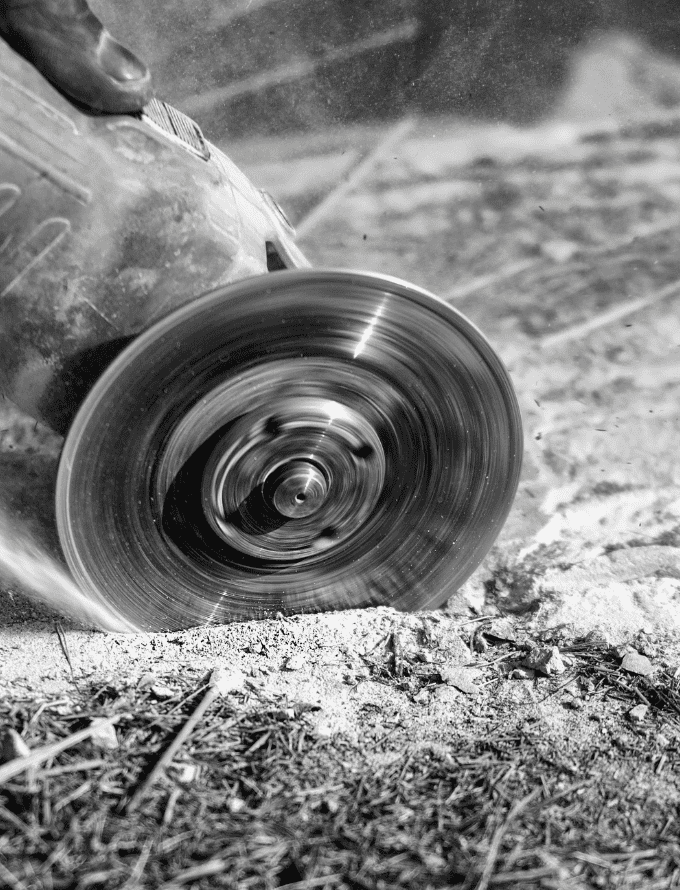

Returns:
56,270,522,632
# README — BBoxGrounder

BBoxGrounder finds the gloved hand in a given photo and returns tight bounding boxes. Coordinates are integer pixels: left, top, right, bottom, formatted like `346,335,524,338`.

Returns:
0,0,152,112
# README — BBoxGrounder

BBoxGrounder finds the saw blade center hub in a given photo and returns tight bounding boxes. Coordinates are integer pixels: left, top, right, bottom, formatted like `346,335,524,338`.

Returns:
269,460,328,518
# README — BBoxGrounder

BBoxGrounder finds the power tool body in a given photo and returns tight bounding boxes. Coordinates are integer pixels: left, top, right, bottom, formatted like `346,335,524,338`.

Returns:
0,41,523,631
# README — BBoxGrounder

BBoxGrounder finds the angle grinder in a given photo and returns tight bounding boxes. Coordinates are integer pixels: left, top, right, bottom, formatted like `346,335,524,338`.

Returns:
0,40,522,631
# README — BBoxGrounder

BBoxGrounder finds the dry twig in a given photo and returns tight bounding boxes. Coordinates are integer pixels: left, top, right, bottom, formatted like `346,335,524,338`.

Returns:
124,667,239,812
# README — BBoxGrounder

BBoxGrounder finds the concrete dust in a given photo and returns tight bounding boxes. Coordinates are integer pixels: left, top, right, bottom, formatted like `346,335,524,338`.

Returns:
0,507,134,634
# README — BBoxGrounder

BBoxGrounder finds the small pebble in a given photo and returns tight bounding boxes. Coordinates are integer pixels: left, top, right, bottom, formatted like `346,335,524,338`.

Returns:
522,646,566,676
628,704,649,723
89,719,118,751
150,684,175,700
228,797,246,813
509,666,536,680
484,618,520,643
582,629,611,650
439,665,480,695
620,651,654,677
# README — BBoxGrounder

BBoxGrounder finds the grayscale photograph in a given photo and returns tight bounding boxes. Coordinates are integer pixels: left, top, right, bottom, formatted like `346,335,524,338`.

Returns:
0,1,678,887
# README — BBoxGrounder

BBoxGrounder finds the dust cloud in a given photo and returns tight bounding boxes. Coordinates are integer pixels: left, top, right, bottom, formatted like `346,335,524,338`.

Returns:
0,509,136,633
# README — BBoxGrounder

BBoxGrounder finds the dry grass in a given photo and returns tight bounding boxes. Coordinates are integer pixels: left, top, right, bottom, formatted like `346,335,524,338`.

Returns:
1,625,679,889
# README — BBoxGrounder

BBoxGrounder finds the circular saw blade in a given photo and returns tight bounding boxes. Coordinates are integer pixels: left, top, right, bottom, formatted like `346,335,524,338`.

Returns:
56,269,523,632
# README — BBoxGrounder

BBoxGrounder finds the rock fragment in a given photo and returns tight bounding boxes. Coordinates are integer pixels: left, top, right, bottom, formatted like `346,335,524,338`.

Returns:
484,618,521,643
509,666,535,680
620,651,654,677
522,646,566,676
439,665,481,695
89,718,118,751
628,704,649,723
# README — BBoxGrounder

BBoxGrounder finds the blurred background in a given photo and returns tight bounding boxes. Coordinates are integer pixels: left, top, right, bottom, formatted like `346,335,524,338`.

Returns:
93,0,680,138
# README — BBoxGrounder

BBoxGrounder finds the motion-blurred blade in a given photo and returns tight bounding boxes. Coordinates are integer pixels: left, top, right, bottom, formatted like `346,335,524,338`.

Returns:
56,269,522,631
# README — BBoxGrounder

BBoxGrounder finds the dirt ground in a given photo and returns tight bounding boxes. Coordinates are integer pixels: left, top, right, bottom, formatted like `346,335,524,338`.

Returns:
2,33,680,890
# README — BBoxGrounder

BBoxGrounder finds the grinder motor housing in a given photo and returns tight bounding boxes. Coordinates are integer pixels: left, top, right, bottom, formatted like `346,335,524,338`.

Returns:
0,39,307,435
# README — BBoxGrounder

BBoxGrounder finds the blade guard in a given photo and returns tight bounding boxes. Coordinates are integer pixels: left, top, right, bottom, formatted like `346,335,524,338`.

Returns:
0,40,307,434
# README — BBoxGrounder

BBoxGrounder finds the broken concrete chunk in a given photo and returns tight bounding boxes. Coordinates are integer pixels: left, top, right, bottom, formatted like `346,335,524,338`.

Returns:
522,646,566,676
628,704,649,723
439,665,481,695
89,719,118,751
0,728,31,763
620,651,654,677
484,618,520,643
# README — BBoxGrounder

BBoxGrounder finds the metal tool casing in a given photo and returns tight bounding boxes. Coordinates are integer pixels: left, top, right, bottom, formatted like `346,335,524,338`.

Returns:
0,41,307,434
